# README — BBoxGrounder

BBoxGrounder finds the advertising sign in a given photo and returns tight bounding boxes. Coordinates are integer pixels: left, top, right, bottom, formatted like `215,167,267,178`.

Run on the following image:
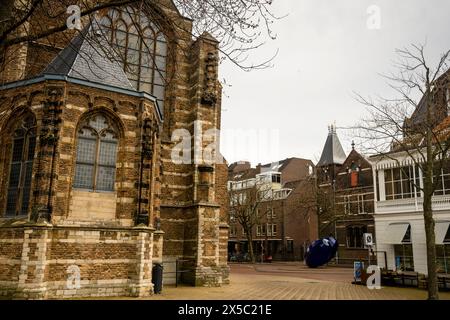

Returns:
354,261,364,282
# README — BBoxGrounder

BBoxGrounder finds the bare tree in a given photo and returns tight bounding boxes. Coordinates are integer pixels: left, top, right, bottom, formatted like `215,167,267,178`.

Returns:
292,169,339,239
229,177,274,263
352,43,450,300
282,177,319,260
0,0,280,72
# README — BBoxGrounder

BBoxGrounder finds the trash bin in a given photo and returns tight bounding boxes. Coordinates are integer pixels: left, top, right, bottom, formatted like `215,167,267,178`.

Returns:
152,263,163,294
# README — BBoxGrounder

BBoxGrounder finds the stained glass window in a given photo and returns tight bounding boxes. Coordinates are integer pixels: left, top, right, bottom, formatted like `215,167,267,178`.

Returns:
100,6,167,112
5,114,36,216
73,114,118,192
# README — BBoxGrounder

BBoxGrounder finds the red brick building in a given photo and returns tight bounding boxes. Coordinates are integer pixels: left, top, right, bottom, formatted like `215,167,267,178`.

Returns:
228,158,318,261
316,126,376,266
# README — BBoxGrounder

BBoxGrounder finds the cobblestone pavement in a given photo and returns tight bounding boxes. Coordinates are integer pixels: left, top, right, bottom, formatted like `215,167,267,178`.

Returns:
143,263,450,300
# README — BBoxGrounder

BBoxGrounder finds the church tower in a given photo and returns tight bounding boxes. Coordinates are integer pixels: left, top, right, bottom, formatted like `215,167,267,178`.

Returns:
317,124,347,186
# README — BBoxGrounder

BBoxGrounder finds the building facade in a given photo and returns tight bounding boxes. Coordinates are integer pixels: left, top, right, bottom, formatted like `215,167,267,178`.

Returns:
370,71,450,275
370,151,450,275
228,159,318,261
0,0,229,299
317,126,376,266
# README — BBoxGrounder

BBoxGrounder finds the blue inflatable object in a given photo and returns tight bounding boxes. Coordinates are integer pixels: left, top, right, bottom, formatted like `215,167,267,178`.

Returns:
305,236,338,268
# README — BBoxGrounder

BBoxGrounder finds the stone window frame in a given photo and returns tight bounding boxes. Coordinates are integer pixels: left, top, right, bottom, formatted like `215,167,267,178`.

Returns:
73,111,121,193
1,111,37,218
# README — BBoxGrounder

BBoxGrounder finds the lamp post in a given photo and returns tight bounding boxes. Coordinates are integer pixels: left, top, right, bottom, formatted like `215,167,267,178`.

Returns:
333,178,339,264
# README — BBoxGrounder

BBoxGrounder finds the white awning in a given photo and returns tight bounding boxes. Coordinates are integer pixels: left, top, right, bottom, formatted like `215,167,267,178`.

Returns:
385,223,410,244
435,221,450,245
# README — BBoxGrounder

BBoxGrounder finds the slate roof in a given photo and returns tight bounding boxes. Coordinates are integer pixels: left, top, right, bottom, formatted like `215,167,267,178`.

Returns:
406,68,450,128
317,125,347,167
42,22,134,91
260,158,312,173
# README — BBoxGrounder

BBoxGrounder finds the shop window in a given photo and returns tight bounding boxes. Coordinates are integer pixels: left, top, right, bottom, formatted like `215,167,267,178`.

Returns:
287,240,294,253
436,245,450,274
394,244,415,271
346,225,367,248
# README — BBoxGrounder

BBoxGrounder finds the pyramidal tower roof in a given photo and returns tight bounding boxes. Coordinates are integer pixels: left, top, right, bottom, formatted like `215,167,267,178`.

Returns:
317,124,347,167
42,21,134,91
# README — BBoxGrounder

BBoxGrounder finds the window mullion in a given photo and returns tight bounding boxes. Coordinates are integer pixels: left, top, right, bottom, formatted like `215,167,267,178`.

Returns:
93,136,101,191
138,39,143,90
16,133,30,216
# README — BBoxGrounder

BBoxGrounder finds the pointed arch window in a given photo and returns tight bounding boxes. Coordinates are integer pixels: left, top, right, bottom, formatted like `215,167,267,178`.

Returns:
73,114,119,192
100,6,168,112
5,114,37,216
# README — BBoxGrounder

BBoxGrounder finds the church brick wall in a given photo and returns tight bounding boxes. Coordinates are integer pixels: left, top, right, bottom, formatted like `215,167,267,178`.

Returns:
0,0,229,297
0,223,154,299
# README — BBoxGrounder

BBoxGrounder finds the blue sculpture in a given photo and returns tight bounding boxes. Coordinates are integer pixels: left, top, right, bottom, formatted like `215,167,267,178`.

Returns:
305,236,338,268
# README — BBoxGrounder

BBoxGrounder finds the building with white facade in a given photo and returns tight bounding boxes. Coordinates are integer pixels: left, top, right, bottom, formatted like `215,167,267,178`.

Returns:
370,152,450,275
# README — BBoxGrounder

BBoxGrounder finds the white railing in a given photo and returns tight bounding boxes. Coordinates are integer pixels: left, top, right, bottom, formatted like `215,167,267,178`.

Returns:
272,188,292,200
376,195,450,214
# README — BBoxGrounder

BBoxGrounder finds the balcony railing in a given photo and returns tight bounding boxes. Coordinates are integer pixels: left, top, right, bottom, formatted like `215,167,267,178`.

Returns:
376,195,450,214
272,188,292,200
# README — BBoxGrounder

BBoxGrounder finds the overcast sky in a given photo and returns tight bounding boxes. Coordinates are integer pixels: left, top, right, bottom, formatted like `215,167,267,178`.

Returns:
219,0,450,166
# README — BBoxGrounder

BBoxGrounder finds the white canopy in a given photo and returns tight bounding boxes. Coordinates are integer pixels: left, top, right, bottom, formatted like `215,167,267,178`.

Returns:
385,223,410,244
435,221,450,245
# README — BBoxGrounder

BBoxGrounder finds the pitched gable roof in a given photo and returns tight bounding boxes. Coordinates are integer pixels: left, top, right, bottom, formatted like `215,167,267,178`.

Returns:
337,149,372,174
405,68,450,129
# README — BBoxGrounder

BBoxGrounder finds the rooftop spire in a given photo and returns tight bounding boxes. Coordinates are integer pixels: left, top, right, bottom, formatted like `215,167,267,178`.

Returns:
318,124,347,167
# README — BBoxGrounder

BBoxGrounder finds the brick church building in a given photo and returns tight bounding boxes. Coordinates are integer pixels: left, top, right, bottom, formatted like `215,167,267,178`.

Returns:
0,0,229,299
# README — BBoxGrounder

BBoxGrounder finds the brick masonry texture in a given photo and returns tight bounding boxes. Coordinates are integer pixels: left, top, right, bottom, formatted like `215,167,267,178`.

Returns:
0,0,229,299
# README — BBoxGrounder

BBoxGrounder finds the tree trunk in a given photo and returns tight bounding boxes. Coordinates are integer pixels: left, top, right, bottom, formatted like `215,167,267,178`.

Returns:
423,157,439,300
423,91,439,300
247,233,255,263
